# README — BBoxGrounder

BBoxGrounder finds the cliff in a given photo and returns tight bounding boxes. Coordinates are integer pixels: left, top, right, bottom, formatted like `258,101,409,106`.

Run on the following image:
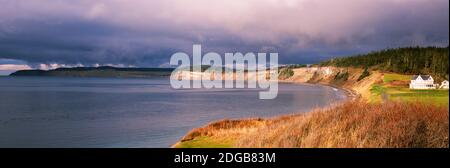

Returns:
280,66,383,100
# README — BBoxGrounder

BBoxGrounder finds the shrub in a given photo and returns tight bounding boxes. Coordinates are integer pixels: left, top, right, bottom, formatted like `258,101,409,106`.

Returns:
357,67,371,81
334,71,349,81
279,68,294,79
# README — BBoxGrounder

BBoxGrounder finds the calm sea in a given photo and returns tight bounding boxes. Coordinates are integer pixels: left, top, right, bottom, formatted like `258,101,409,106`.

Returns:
0,77,346,147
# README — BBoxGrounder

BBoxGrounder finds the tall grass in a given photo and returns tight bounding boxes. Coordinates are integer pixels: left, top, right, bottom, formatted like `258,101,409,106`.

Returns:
236,100,449,148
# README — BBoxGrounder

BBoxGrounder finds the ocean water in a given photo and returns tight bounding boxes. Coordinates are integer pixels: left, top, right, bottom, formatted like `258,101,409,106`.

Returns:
0,77,346,147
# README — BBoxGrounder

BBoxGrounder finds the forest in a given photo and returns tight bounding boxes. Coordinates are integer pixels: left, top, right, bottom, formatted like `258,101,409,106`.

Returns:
320,46,449,79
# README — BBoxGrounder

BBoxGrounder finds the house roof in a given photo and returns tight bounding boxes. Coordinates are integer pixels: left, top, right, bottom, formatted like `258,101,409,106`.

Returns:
412,75,432,80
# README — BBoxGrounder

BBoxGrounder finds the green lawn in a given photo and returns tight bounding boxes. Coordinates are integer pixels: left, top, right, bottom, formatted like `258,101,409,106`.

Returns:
370,73,449,106
383,73,411,83
389,89,449,105
369,84,386,103
174,136,234,148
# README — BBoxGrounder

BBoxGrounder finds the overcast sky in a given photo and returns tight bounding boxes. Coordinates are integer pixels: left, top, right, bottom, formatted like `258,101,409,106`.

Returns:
0,0,448,74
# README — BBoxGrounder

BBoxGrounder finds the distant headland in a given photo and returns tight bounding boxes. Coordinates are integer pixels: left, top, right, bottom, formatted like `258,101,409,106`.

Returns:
9,66,175,78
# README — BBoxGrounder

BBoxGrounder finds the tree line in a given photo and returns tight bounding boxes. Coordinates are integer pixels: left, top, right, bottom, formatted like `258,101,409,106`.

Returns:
320,46,449,79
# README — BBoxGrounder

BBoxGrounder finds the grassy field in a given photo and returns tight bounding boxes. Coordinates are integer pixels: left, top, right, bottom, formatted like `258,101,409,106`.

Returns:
370,73,449,106
383,73,412,83
237,101,449,148
174,101,449,148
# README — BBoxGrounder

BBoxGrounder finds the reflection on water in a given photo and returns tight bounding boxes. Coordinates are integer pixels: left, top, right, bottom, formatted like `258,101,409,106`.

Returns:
0,77,346,147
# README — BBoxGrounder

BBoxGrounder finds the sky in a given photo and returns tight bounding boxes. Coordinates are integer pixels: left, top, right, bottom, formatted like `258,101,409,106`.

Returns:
0,0,448,75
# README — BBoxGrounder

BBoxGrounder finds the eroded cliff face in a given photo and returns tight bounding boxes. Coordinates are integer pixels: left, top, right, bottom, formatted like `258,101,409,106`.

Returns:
170,66,382,100
281,67,333,83
170,70,277,81
280,66,383,100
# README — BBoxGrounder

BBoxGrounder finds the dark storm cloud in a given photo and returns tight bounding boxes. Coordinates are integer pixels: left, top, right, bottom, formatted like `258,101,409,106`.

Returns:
0,0,448,69
0,17,178,67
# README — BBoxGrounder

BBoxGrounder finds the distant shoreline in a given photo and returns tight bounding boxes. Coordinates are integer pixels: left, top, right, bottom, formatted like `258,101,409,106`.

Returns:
9,66,174,78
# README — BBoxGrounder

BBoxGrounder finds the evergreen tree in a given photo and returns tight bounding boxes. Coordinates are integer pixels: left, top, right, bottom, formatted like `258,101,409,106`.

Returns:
320,47,449,79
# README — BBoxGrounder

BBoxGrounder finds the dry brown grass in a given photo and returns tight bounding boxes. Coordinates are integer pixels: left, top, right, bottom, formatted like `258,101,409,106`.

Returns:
173,115,306,147
175,100,448,148
236,100,449,148
178,118,268,142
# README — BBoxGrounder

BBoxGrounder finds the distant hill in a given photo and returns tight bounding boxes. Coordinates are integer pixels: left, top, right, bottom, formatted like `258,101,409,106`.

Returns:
10,66,175,78
320,46,449,79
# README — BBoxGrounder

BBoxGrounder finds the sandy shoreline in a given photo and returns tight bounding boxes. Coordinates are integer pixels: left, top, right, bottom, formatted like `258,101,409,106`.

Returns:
279,80,360,100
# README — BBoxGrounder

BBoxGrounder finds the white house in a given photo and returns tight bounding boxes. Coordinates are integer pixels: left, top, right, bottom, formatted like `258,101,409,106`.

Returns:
409,75,438,89
440,80,449,89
